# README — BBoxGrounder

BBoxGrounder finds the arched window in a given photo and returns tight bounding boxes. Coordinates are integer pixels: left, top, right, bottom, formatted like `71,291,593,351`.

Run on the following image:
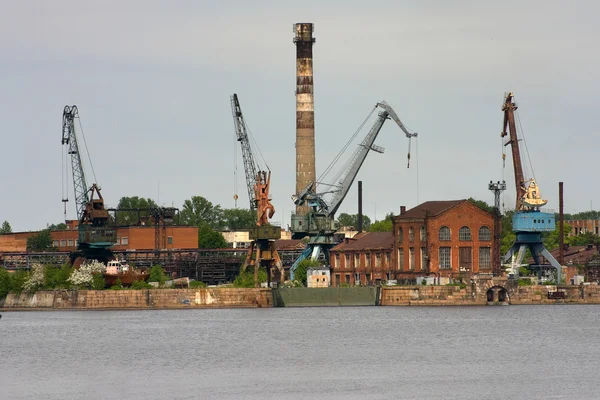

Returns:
459,226,471,241
409,227,414,242
397,227,403,242
439,226,451,241
420,226,426,241
479,226,491,241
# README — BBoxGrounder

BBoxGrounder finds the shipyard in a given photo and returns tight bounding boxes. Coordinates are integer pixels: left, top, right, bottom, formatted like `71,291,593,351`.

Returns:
1,2,600,399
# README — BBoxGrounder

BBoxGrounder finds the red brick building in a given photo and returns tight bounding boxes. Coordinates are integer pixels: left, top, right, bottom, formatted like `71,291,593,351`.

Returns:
393,200,495,282
329,232,394,286
0,225,198,253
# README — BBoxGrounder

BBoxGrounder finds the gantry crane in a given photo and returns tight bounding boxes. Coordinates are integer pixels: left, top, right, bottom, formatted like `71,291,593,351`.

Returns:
231,94,284,286
62,105,117,263
289,101,418,280
500,92,561,282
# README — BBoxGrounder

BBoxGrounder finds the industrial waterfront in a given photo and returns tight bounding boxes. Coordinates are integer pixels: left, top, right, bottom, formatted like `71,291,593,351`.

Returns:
2,306,600,400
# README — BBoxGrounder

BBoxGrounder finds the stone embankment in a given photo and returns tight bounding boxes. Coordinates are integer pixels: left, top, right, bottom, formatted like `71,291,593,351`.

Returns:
1,288,272,310
3,282,600,310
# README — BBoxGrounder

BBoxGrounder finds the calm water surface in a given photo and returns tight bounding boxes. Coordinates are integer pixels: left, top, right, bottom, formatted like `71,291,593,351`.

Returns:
1,306,600,400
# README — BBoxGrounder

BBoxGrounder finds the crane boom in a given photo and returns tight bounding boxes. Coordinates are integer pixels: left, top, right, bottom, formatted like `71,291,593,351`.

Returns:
501,92,526,209
327,101,417,217
62,105,89,219
231,94,258,211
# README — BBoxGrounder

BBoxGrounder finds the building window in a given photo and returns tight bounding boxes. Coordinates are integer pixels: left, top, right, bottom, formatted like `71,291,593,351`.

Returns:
398,248,404,270
420,226,426,241
67,239,74,247
459,226,471,241
398,227,403,242
365,253,371,268
439,247,451,269
385,253,390,267
409,227,414,242
421,247,426,270
167,236,173,245
60,240,67,247
409,248,415,270
439,226,451,241
121,237,128,245
335,254,340,268
345,253,350,268
478,226,491,241
479,247,491,269
354,254,360,268
345,274,351,284
375,253,381,267
355,273,360,285
52,240,59,247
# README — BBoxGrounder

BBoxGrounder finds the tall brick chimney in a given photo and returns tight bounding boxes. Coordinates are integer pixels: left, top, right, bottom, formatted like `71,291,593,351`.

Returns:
400,206,406,215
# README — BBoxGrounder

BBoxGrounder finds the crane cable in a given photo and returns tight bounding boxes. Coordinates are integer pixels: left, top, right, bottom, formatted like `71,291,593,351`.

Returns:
515,109,536,183
233,123,238,207
318,105,377,190
77,115,98,185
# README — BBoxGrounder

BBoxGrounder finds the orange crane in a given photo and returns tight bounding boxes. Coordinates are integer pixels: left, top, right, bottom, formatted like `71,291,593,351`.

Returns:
231,94,284,287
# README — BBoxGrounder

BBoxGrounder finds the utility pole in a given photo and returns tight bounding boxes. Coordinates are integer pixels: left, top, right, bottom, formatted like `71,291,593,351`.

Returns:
489,180,506,276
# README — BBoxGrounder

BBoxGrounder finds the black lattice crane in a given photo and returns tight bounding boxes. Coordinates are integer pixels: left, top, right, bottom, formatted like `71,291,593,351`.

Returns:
62,105,116,263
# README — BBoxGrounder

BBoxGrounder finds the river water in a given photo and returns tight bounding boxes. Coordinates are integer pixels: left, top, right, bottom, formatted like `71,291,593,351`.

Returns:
1,306,600,400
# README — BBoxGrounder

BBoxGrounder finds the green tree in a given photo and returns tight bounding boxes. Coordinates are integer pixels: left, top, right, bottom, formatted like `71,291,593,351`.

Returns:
542,222,572,250
0,220,12,234
500,210,516,255
47,223,68,231
337,213,371,230
370,213,394,232
467,197,494,213
148,265,168,283
568,231,600,246
198,223,228,248
26,229,53,251
180,196,223,229
115,196,158,225
221,208,257,230
293,259,321,286
564,210,600,220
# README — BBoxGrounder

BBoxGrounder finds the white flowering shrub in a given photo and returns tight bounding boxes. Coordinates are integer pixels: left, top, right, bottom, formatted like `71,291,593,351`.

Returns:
22,263,45,292
68,260,106,288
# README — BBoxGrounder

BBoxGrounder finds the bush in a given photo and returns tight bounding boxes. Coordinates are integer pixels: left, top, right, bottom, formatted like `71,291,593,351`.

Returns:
0,270,29,297
233,268,267,288
130,280,153,290
148,265,168,284
518,279,533,286
91,274,106,290
23,263,45,293
109,278,124,290
44,265,73,289
189,280,207,288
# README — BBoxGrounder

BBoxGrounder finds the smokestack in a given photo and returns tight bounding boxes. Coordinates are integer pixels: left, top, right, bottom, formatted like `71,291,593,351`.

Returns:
294,23,316,215
559,181,564,265
358,181,363,233
400,206,406,215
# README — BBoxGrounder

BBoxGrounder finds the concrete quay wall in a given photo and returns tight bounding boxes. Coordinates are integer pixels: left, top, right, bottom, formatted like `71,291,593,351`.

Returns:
1,288,273,310
380,283,600,306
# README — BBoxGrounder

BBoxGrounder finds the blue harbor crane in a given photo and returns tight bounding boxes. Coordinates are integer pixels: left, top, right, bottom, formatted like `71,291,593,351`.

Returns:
289,101,418,280
499,93,561,282
62,105,117,263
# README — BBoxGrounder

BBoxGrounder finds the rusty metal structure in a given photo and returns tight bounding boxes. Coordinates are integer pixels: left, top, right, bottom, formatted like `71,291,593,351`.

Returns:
150,206,178,251
231,93,284,286
62,105,116,262
488,180,506,276
294,23,316,216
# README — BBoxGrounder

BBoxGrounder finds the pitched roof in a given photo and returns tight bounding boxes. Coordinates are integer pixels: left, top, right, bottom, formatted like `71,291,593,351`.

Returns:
530,244,600,266
274,239,305,250
331,231,394,252
395,200,465,220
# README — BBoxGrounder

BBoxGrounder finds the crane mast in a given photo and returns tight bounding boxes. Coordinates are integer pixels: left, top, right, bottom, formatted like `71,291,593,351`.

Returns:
62,106,89,219
231,94,258,211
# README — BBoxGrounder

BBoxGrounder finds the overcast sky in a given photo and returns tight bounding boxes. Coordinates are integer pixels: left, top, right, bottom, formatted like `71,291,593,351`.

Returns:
1,0,598,232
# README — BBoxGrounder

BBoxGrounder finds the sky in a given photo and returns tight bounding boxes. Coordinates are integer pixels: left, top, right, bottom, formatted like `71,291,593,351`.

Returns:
1,0,599,232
